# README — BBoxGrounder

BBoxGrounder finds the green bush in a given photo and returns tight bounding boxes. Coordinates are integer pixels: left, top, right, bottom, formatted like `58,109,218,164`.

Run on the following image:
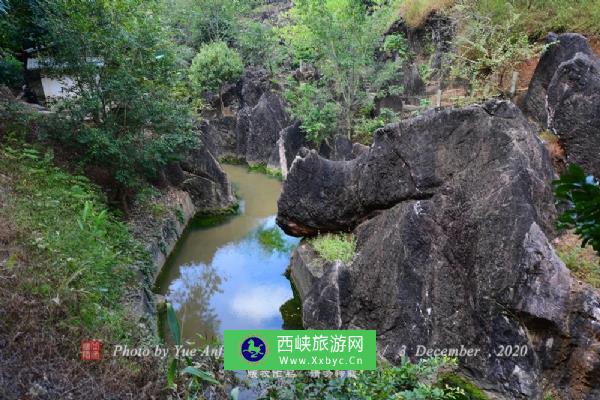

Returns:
238,20,285,72
0,53,23,89
354,107,398,144
382,33,409,58
259,357,469,399
189,41,244,110
310,233,356,263
37,0,197,204
284,81,340,144
281,0,403,139
554,165,600,255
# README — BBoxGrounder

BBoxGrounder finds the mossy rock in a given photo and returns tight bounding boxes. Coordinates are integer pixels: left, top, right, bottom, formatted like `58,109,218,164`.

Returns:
436,373,489,400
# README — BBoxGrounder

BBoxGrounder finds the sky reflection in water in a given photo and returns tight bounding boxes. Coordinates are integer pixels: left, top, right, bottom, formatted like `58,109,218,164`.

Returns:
157,165,299,342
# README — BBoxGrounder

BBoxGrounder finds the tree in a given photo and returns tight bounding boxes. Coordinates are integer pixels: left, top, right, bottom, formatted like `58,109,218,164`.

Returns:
37,0,196,209
281,0,402,139
165,0,256,48
189,41,243,112
284,81,339,144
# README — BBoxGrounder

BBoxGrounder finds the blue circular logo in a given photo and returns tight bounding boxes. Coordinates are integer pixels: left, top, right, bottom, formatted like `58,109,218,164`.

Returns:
241,336,266,362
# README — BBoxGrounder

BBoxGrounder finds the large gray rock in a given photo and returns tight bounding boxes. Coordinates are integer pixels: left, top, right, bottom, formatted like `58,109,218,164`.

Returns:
242,91,290,165
268,121,311,171
198,67,283,163
278,101,555,237
524,33,593,125
241,67,271,108
547,52,600,177
279,101,600,399
318,135,355,162
180,145,235,211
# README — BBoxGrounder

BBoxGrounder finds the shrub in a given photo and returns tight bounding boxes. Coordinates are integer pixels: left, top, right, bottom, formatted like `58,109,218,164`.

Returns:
310,233,356,263
554,165,600,255
37,0,197,206
258,357,469,399
189,41,244,110
450,4,540,100
238,20,285,72
0,53,23,89
284,81,340,144
281,0,403,139
354,107,398,144
382,33,409,58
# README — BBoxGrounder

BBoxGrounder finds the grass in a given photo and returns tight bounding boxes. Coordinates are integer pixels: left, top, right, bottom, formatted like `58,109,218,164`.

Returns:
0,142,147,339
555,233,600,288
0,140,165,398
310,233,356,263
400,0,456,28
437,373,490,399
474,0,600,39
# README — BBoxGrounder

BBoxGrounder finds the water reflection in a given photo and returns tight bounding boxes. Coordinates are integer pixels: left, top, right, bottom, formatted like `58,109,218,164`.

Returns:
156,165,300,343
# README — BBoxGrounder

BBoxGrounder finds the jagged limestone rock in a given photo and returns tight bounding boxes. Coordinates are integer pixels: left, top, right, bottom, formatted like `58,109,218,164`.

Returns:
279,100,600,399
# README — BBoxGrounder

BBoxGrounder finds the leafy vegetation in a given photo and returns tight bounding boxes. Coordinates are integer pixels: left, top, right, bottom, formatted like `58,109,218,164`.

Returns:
0,142,146,338
382,33,410,59
0,53,23,89
284,81,340,144
450,3,540,100
30,0,197,207
164,302,233,398
189,41,244,111
354,107,399,144
258,357,481,399
554,165,600,255
310,233,356,263
473,0,600,39
281,0,405,140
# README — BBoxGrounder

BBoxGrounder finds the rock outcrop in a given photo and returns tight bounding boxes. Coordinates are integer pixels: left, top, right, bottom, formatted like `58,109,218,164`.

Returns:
523,33,593,126
318,135,355,162
546,52,600,177
241,91,291,165
267,120,310,172
278,101,600,399
199,67,295,167
179,144,235,211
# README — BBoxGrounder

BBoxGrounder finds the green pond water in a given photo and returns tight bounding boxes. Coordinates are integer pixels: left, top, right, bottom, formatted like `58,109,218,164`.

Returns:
155,165,301,343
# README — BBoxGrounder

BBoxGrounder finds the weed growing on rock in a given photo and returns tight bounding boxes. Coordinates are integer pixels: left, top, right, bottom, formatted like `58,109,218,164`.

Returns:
310,233,356,263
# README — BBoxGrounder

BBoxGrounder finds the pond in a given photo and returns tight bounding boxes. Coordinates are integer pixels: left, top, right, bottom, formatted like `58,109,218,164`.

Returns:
155,165,301,343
